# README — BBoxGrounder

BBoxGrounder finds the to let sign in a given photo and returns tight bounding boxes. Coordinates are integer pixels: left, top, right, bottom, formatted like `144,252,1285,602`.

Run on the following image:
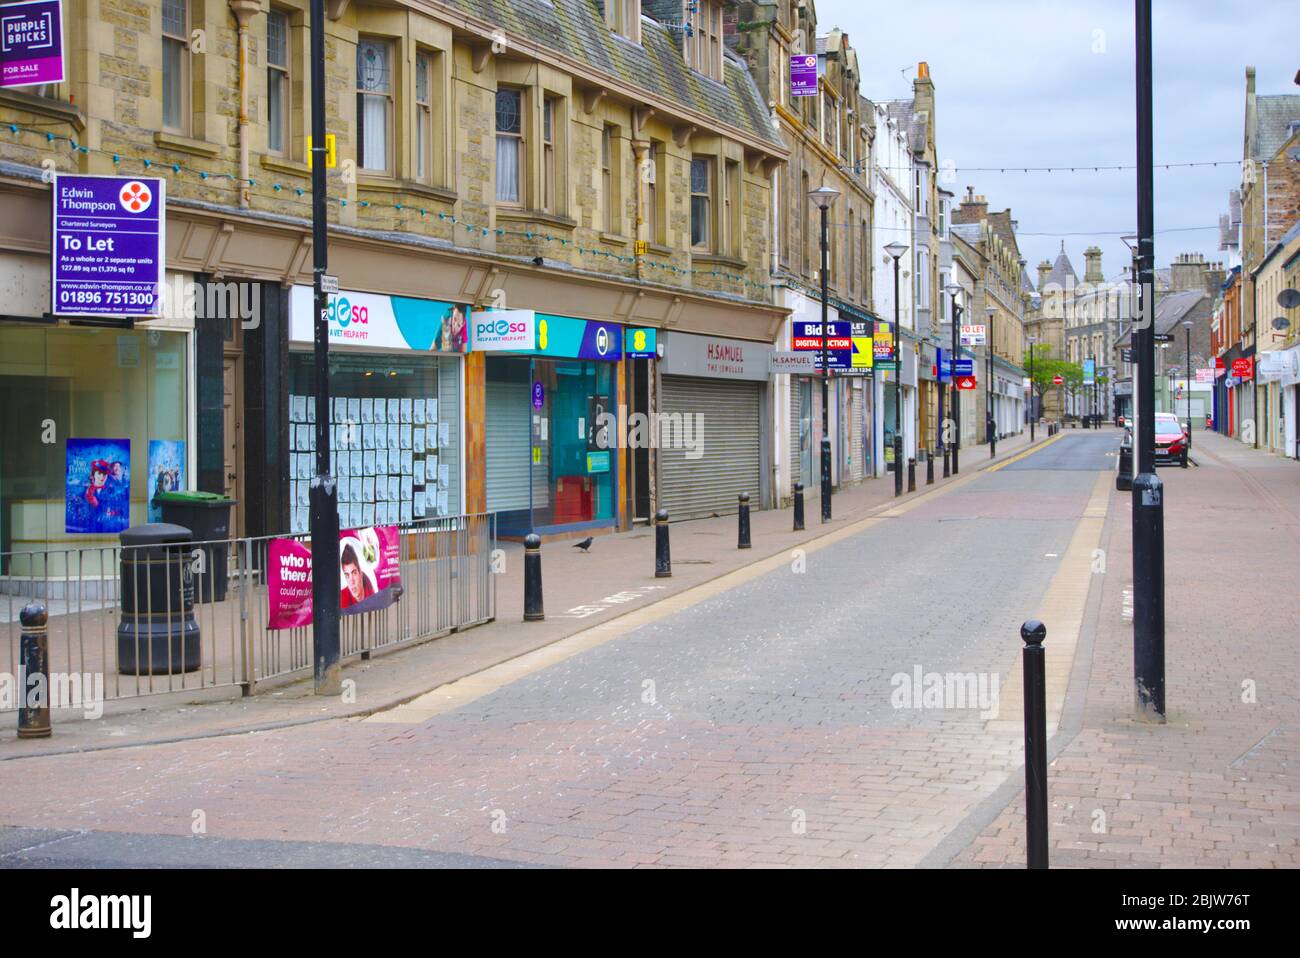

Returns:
960,324,987,346
790,55,818,97
52,174,166,318
1,0,63,88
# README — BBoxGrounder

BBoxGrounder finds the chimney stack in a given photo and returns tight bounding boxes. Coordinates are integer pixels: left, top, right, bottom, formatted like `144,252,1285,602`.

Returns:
1083,246,1104,284
1037,260,1052,291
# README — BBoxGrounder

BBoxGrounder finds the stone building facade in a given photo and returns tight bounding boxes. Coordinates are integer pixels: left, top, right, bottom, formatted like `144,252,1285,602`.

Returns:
0,0,788,550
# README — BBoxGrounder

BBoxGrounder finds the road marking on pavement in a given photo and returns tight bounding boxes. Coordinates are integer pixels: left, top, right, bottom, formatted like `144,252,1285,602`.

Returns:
984,432,1065,472
986,471,1111,738
370,435,1071,725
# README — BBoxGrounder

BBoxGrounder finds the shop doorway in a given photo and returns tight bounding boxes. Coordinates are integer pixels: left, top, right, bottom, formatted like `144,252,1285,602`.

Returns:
222,354,244,537
628,357,652,523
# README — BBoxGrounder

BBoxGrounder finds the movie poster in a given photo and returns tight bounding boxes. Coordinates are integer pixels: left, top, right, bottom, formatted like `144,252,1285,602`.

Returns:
147,439,185,522
65,438,131,534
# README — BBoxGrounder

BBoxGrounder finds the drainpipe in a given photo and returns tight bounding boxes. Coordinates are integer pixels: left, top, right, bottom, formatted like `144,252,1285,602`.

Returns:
230,2,260,209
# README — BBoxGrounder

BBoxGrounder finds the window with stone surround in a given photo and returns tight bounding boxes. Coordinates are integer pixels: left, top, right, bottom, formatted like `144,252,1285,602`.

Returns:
357,38,394,173
267,9,290,156
690,156,712,250
495,88,523,205
162,0,191,134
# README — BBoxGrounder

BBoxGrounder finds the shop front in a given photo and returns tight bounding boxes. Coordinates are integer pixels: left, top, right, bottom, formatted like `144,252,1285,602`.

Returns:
657,331,772,520
285,285,465,535
481,314,623,537
0,250,193,571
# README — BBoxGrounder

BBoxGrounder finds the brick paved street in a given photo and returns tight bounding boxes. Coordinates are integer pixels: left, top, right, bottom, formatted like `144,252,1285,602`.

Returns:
1,431,1296,869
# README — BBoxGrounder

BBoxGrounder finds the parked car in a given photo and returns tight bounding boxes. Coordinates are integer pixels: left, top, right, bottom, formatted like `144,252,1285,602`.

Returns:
1154,413,1189,467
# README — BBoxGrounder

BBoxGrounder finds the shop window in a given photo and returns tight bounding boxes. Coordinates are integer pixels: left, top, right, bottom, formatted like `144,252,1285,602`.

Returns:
286,353,462,532
495,88,523,205
356,38,393,173
267,9,290,155
0,326,189,563
162,0,191,133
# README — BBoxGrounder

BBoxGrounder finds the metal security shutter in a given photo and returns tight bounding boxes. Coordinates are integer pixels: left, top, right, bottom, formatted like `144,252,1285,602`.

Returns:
485,380,531,512
659,375,761,520
851,385,865,481
789,382,801,487
438,357,462,512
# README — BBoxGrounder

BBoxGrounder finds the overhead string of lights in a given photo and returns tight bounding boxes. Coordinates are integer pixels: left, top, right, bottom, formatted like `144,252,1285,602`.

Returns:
847,159,1242,177
6,120,771,292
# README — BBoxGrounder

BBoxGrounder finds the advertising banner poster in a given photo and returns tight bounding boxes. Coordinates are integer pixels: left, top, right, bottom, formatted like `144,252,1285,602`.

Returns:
146,439,185,522
268,525,402,630
65,438,131,534
790,55,818,97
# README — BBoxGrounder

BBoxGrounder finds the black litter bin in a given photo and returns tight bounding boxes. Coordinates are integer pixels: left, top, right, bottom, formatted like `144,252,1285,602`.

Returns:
117,523,201,675
157,491,237,602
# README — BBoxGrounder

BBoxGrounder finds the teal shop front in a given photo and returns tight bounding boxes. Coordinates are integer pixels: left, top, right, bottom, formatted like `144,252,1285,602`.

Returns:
483,314,623,537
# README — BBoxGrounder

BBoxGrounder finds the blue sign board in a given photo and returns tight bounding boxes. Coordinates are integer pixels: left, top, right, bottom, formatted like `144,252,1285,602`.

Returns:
937,348,974,382
535,314,623,360
52,174,165,318
1082,358,1096,385
532,382,545,409
1,0,65,88
790,55,818,97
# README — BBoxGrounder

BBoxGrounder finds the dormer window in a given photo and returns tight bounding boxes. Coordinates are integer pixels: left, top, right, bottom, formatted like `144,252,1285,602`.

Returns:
688,0,723,82
605,0,641,43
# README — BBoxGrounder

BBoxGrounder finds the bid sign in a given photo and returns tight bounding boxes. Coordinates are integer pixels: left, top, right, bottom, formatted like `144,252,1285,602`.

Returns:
52,174,165,319
793,320,853,370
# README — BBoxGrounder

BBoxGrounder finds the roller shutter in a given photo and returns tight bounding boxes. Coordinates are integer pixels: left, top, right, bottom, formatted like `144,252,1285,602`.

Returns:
485,381,532,512
659,375,761,520
851,385,865,481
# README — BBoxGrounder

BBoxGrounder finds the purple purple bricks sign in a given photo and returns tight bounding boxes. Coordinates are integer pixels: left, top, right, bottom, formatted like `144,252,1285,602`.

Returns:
1,0,64,88
790,54,818,98
51,174,166,319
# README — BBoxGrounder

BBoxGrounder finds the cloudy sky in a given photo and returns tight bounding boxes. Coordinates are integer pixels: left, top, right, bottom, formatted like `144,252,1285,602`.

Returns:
828,0,1298,281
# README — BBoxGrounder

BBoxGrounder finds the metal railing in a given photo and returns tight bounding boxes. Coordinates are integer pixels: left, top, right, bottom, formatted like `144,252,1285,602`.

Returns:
1,513,495,710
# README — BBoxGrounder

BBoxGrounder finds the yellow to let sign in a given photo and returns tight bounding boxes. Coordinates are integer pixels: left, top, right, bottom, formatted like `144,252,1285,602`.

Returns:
306,134,337,169
851,336,873,368
634,240,648,256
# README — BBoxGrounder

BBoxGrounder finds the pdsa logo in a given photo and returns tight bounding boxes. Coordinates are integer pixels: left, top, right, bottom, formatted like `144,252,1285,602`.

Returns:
326,295,370,339
471,309,535,352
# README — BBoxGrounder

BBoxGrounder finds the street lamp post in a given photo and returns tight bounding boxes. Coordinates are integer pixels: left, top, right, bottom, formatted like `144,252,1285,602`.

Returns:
1027,335,1037,442
944,283,963,474
1182,318,1194,452
885,242,910,496
986,304,997,457
810,186,840,522
1132,0,1165,722
308,0,340,695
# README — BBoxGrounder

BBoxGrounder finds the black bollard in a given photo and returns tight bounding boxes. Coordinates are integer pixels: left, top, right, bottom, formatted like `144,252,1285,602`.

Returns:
942,445,951,479
523,533,544,621
907,458,916,493
926,449,935,485
737,493,751,549
792,482,805,532
18,603,50,739
654,509,671,578
893,436,903,498
1020,619,1049,869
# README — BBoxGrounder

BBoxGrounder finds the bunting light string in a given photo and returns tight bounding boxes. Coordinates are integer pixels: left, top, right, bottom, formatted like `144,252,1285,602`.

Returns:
8,122,770,291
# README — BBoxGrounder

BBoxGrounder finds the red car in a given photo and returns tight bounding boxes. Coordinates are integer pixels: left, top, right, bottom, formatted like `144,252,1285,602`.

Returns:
1154,413,1189,466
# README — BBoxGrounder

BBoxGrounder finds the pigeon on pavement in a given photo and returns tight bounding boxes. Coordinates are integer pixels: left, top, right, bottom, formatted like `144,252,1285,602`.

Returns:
573,537,593,552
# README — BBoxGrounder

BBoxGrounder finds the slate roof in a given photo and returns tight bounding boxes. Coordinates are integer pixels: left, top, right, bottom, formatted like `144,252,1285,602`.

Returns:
444,0,782,150
1251,95,1300,161
1042,243,1078,290
1115,289,1206,346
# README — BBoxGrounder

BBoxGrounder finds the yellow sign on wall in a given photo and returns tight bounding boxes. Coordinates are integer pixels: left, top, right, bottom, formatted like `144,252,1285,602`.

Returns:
851,336,874,368
306,134,337,169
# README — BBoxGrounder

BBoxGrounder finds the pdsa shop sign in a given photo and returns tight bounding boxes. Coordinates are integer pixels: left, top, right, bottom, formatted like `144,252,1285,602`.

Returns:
1,0,64,88
52,174,165,318
471,309,535,351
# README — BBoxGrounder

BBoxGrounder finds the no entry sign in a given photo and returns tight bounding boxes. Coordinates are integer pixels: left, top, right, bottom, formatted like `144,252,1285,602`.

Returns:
51,174,166,318
1053,374,1064,385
